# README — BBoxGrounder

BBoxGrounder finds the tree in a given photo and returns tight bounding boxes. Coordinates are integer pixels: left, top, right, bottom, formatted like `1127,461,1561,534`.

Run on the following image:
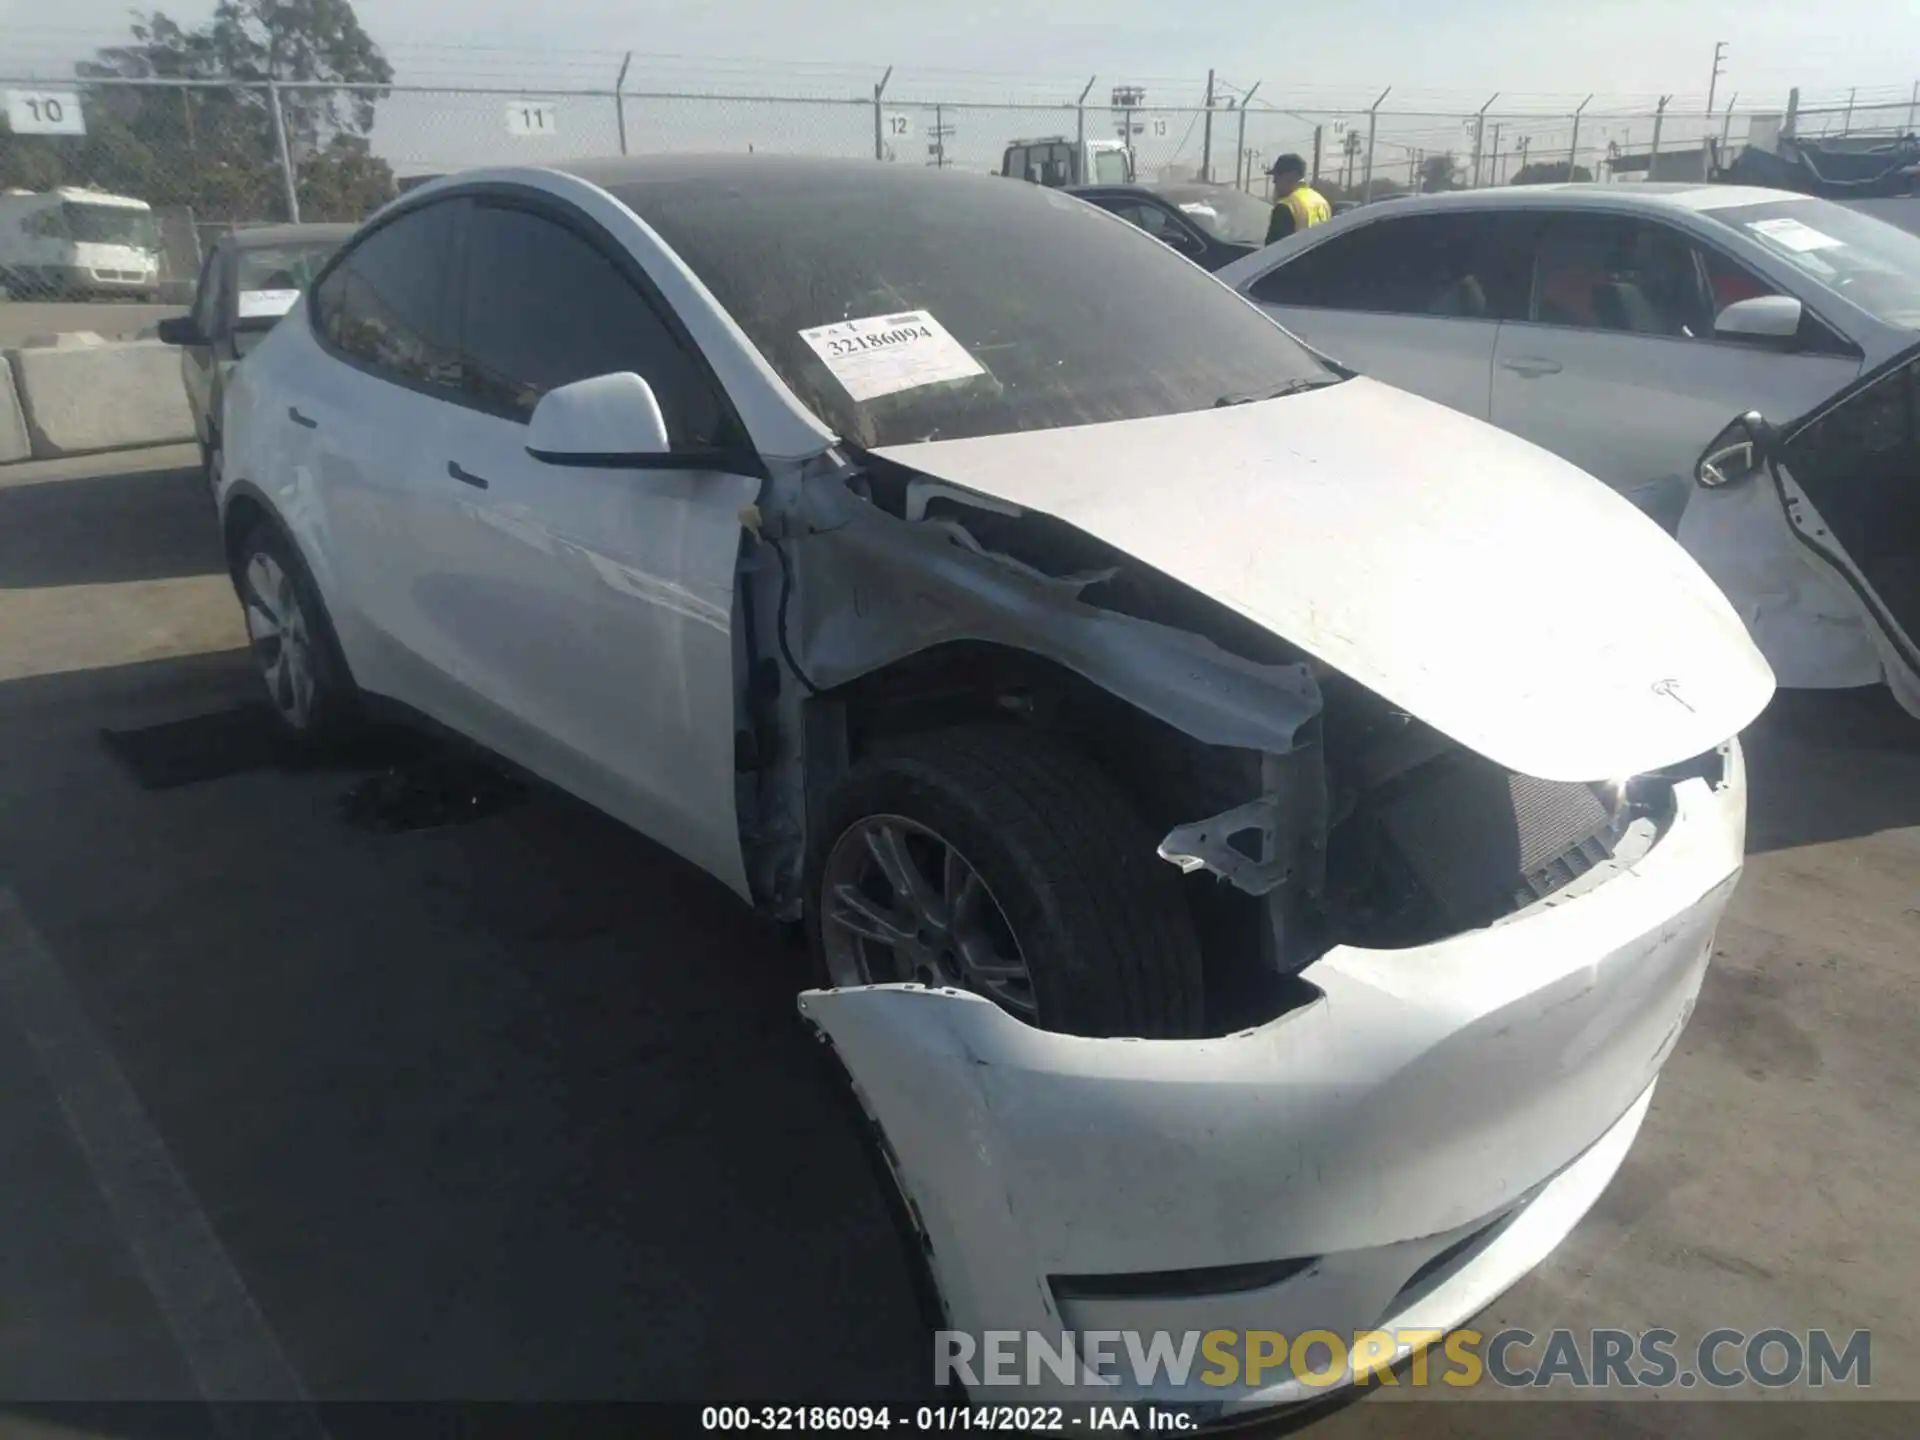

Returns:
1418,151,1463,192
1511,160,1594,186
0,0,395,222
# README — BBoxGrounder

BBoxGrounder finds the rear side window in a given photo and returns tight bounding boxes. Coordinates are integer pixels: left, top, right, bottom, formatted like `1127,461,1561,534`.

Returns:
1249,212,1535,320
311,200,463,392
1529,214,1706,336
455,201,727,447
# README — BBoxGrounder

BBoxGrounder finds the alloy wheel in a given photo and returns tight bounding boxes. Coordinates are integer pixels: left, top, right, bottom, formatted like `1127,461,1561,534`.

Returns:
820,814,1037,1021
243,551,317,729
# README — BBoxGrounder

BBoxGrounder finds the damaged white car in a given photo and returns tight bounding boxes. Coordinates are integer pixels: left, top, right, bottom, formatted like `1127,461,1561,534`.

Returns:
219,157,1775,1411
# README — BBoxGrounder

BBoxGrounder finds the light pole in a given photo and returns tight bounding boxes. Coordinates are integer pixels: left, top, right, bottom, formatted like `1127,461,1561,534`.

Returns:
1703,40,1727,178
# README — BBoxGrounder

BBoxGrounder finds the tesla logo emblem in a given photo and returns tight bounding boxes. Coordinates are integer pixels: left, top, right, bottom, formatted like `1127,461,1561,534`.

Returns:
1652,678,1695,713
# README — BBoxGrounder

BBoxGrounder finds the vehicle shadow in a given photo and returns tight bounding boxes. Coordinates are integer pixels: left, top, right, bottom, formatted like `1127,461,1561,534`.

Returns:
0,461,222,589
0,648,929,1404
1741,685,1920,855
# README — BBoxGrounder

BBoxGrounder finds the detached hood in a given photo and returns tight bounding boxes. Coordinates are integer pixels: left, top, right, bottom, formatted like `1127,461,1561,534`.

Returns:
873,378,1774,781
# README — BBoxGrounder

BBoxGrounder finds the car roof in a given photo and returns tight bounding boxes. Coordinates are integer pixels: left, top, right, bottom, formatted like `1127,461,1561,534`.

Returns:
1333,183,1808,217
215,222,357,251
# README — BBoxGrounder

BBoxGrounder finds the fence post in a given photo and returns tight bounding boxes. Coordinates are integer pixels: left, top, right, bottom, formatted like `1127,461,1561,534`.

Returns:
267,79,300,224
1074,75,1096,155
1719,91,1739,162
1783,87,1800,139
1234,80,1259,190
1310,123,1323,187
1200,69,1215,182
614,52,632,155
873,65,893,161
1568,94,1592,180
1362,86,1389,202
1649,95,1669,180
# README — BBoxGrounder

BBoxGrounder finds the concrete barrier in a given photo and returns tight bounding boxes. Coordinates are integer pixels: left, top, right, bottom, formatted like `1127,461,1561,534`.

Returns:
7,335,194,461
0,355,29,464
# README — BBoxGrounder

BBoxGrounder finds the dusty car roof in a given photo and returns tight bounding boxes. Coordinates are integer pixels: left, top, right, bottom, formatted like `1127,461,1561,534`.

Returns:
557,153,977,194
215,222,357,250
1344,183,1812,217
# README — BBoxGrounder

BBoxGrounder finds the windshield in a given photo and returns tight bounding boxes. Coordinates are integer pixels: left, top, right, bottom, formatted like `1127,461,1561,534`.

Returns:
61,202,158,250
1157,184,1273,246
618,164,1329,448
235,242,341,323
1709,198,1920,330
1092,149,1131,184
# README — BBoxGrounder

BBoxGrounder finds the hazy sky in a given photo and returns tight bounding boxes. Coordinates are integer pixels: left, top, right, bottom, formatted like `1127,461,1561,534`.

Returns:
5,0,1917,177
7,0,1917,107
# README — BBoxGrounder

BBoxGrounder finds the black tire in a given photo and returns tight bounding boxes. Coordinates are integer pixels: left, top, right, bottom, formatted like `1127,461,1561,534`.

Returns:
807,724,1205,1038
233,518,362,749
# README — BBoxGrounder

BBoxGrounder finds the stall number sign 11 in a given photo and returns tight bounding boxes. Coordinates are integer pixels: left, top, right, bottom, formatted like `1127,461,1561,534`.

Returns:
5,90,87,136
506,102,558,137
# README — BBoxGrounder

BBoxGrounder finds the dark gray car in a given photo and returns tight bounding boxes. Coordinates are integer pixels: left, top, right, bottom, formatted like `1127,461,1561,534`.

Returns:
157,223,353,481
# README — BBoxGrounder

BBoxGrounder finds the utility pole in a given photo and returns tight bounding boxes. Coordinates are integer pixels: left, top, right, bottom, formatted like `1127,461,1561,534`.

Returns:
872,65,892,161
1342,128,1360,189
1112,84,1147,164
1233,80,1260,190
1471,92,1499,187
927,104,953,167
1649,95,1670,181
1702,40,1726,178
1362,86,1390,201
1516,134,1531,183
1201,69,1216,182
614,51,632,156
1568,94,1592,181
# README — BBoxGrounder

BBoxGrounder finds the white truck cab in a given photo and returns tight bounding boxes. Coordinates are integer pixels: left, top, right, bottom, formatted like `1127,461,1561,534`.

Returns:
1000,136,1134,187
0,187,161,300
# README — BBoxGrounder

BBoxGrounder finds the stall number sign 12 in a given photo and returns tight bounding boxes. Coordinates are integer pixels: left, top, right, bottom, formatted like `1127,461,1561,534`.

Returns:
5,90,87,137
507,102,558,137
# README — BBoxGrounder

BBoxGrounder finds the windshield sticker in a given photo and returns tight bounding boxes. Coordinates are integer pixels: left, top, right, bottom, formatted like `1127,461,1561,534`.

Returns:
1746,217,1845,254
797,310,986,402
237,288,301,319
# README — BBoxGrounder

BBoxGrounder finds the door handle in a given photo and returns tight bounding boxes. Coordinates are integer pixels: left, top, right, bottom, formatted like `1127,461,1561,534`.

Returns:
287,405,318,428
446,460,490,490
1500,357,1563,378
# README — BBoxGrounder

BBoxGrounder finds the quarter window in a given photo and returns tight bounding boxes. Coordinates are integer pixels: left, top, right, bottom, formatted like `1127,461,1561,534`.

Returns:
1248,213,1535,320
311,200,463,391
456,201,727,447
1529,215,1707,336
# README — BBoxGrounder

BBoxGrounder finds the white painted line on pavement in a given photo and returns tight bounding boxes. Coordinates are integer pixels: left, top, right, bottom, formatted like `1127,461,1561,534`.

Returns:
0,888,327,1436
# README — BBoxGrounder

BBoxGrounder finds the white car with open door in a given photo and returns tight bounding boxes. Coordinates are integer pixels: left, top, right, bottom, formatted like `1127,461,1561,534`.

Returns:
1219,185,1920,531
218,157,1772,1414
1683,343,1920,720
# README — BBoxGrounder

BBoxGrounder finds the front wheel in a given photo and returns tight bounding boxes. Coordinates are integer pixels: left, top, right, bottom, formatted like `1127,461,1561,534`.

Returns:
808,725,1205,1038
233,519,361,748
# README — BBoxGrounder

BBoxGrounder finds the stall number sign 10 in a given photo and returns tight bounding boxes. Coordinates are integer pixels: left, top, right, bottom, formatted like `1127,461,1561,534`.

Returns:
506,102,558,137
5,90,87,137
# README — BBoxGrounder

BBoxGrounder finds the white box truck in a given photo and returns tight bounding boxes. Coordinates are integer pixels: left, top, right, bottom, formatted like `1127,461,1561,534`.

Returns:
0,187,162,300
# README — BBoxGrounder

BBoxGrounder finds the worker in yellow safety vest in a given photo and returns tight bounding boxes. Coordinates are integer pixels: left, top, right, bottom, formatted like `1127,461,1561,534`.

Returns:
1264,153,1332,246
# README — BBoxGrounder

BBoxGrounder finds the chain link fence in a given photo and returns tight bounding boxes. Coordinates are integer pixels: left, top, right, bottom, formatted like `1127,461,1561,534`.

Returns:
1,73,1913,302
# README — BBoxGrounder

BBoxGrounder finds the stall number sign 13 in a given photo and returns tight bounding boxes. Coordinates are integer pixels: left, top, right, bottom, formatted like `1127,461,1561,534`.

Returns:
5,90,87,136
506,102,558,137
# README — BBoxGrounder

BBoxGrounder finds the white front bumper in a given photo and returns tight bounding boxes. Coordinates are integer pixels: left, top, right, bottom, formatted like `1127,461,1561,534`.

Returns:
799,742,1747,1407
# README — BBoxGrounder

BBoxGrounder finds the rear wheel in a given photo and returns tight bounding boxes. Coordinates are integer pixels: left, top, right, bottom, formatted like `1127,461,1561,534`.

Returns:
234,520,360,748
808,724,1205,1038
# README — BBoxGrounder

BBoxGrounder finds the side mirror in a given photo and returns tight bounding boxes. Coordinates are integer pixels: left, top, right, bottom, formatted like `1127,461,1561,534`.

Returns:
1695,411,1776,489
525,371,671,467
156,315,204,346
1714,294,1803,343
